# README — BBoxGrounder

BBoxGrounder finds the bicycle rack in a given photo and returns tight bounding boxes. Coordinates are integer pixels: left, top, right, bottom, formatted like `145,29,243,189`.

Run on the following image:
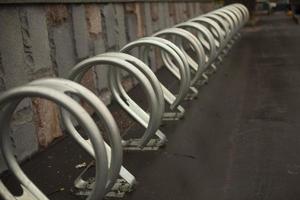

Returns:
217,5,248,40
220,8,242,37
202,14,232,54
103,53,166,150
152,27,206,96
66,55,169,197
207,10,236,50
236,4,250,23
205,9,241,54
174,22,217,85
0,3,250,200
68,55,166,151
186,4,249,74
214,4,249,46
189,17,225,67
28,78,131,198
227,5,248,27
121,37,191,121
0,79,111,200
143,37,194,97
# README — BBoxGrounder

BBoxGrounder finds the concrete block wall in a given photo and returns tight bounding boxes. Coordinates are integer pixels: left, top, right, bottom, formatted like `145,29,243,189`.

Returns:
0,1,215,172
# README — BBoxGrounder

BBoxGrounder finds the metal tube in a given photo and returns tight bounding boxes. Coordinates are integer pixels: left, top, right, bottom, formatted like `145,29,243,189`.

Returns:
121,37,190,110
68,56,158,148
28,78,122,192
0,84,109,200
153,28,206,86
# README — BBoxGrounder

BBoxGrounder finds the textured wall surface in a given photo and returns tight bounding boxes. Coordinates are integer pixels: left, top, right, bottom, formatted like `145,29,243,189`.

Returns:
0,1,215,172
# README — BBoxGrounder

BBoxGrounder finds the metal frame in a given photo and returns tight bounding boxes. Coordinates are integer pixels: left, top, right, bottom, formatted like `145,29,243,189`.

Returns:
121,37,191,120
68,56,166,150
0,3,250,200
28,79,133,198
144,36,198,100
0,79,110,200
189,17,225,64
103,53,167,150
153,28,206,90
174,21,217,83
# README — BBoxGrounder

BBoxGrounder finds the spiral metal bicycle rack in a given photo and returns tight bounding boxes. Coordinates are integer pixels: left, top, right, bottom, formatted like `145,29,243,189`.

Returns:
0,79,111,200
103,53,166,150
142,37,194,96
218,4,248,45
204,9,241,55
212,4,249,49
27,79,132,198
152,27,206,98
0,4,250,200
68,55,166,151
202,14,231,54
227,4,249,26
207,10,236,50
121,37,192,121
174,21,217,85
189,17,225,67
221,8,242,37
188,4,249,73
66,55,170,197
105,53,165,146
146,35,200,100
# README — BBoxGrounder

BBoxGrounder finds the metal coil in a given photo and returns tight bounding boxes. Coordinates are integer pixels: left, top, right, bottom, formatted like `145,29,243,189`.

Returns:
0,3,249,200
0,79,112,200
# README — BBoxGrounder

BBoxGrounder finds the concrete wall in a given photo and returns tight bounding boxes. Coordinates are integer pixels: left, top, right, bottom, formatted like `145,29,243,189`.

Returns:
0,1,215,172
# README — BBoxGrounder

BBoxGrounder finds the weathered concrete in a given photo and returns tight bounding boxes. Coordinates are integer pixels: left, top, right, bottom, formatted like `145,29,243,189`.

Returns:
0,51,5,92
144,2,153,35
135,3,145,38
114,4,127,48
93,37,110,93
124,3,140,59
85,4,102,39
0,7,29,88
72,5,90,59
175,3,181,23
0,115,38,172
158,2,166,29
125,4,138,42
32,99,63,147
11,114,39,160
0,78,5,92
53,19,77,77
103,3,117,50
144,2,156,70
168,3,175,26
84,4,108,99
201,2,214,13
23,6,52,72
0,7,38,172
151,2,160,32
182,2,188,20
163,2,171,27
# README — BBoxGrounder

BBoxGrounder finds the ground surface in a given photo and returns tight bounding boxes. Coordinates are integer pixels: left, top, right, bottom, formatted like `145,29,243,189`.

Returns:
2,12,300,200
